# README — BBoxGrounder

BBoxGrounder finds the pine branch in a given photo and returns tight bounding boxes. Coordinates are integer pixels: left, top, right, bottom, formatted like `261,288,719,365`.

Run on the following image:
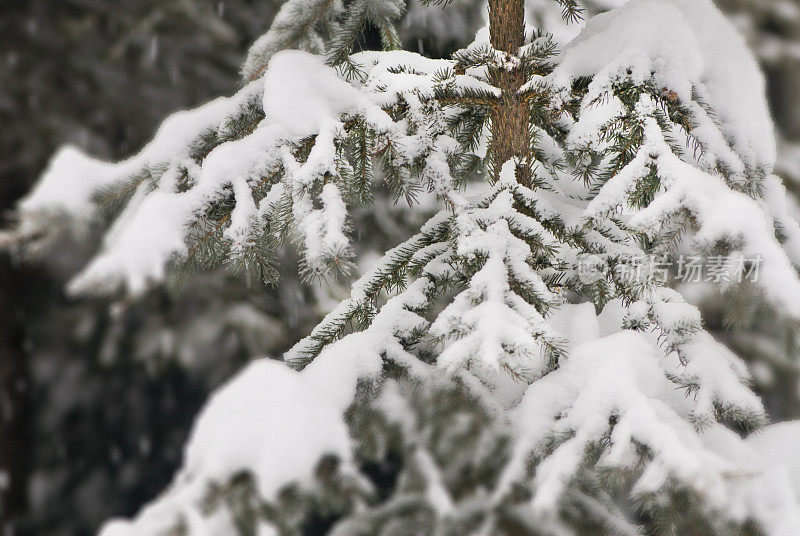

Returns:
243,0,338,81
285,211,451,366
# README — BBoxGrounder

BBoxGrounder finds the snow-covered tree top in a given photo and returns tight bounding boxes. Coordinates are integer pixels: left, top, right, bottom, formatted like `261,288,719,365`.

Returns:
9,0,796,308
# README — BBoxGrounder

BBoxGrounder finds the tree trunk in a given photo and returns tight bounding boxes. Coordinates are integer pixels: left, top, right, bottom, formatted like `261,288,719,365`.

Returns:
0,254,31,533
488,0,531,186
0,164,34,532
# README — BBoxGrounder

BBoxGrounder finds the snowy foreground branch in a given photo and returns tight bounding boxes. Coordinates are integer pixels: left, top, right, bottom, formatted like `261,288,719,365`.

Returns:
8,0,800,534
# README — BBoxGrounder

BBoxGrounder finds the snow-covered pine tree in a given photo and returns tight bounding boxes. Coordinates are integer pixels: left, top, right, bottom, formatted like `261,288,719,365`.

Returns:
7,0,800,534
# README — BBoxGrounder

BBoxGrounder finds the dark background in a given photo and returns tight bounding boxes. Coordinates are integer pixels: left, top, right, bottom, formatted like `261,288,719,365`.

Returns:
0,2,277,533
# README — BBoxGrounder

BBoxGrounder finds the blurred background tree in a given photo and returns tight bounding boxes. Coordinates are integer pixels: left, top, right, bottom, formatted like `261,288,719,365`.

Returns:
3,0,800,534
0,2,284,534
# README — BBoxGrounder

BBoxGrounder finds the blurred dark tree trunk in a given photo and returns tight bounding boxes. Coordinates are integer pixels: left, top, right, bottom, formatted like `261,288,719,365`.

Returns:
0,172,34,532
0,261,31,530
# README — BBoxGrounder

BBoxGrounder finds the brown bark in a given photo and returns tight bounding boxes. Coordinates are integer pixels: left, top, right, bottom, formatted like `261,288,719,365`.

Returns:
488,0,531,186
